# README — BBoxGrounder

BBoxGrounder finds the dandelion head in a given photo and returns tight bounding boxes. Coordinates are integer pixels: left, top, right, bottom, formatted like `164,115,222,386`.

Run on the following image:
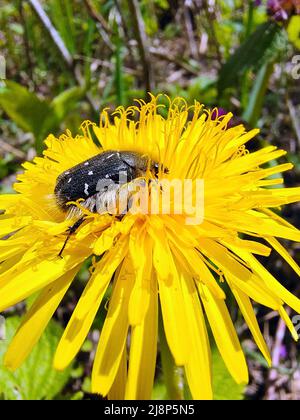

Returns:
1,95,300,399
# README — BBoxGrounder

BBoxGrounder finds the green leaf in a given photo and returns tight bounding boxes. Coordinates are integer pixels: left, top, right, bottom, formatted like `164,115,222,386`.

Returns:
0,81,52,140
218,22,281,94
50,0,76,54
0,81,86,153
50,86,85,124
212,346,245,400
152,379,167,400
243,61,275,127
0,317,72,400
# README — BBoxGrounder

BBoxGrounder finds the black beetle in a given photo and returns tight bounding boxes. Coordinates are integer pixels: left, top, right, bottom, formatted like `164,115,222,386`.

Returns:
55,150,164,257
55,150,161,213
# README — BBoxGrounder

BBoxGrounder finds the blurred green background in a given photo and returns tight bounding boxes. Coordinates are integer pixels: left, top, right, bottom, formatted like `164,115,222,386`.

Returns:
0,0,300,400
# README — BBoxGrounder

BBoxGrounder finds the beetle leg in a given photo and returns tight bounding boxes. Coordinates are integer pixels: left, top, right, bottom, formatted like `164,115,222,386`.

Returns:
58,216,86,258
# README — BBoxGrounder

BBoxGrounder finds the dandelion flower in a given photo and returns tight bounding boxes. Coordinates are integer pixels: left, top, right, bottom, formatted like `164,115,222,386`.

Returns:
1,96,300,400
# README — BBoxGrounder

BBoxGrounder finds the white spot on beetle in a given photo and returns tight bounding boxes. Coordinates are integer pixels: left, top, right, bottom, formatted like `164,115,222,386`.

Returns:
65,171,70,175
105,174,110,178
68,178,72,183
84,162,89,166
84,183,89,196
106,153,115,159
88,171,94,176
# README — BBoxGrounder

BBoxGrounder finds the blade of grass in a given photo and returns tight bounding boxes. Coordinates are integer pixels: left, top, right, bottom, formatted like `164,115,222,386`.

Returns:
114,32,125,106
51,0,76,54
127,0,154,93
242,60,275,127
28,0,73,67
83,19,96,88
28,0,97,113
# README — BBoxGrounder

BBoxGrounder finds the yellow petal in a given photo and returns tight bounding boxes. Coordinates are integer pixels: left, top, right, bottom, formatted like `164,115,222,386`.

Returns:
93,217,135,255
91,258,135,396
222,238,271,257
190,250,226,300
108,346,128,400
181,274,213,400
0,236,30,261
199,239,281,310
229,280,271,366
221,147,286,177
125,274,158,399
266,237,300,277
128,230,153,325
279,306,299,342
4,266,79,370
0,246,24,262
151,226,188,365
54,240,128,370
75,238,128,320
262,208,298,229
232,248,300,314
246,211,300,242
0,253,85,312
0,216,32,237
222,129,260,158
0,252,23,275
198,283,249,384
0,194,21,212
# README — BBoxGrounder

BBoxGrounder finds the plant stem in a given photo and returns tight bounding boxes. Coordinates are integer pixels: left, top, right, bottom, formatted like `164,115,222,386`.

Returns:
245,0,255,39
158,309,183,400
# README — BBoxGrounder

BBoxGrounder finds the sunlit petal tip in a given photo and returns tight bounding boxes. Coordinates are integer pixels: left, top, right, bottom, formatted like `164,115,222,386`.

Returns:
53,352,70,371
3,355,17,372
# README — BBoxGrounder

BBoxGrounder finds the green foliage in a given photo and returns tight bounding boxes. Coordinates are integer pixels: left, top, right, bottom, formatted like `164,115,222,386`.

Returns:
50,85,86,125
166,76,217,107
114,33,125,106
152,343,245,400
218,22,281,94
0,317,72,400
0,154,15,182
141,0,169,35
212,346,245,400
0,81,51,141
243,61,275,127
0,81,85,153
50,0,76,54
